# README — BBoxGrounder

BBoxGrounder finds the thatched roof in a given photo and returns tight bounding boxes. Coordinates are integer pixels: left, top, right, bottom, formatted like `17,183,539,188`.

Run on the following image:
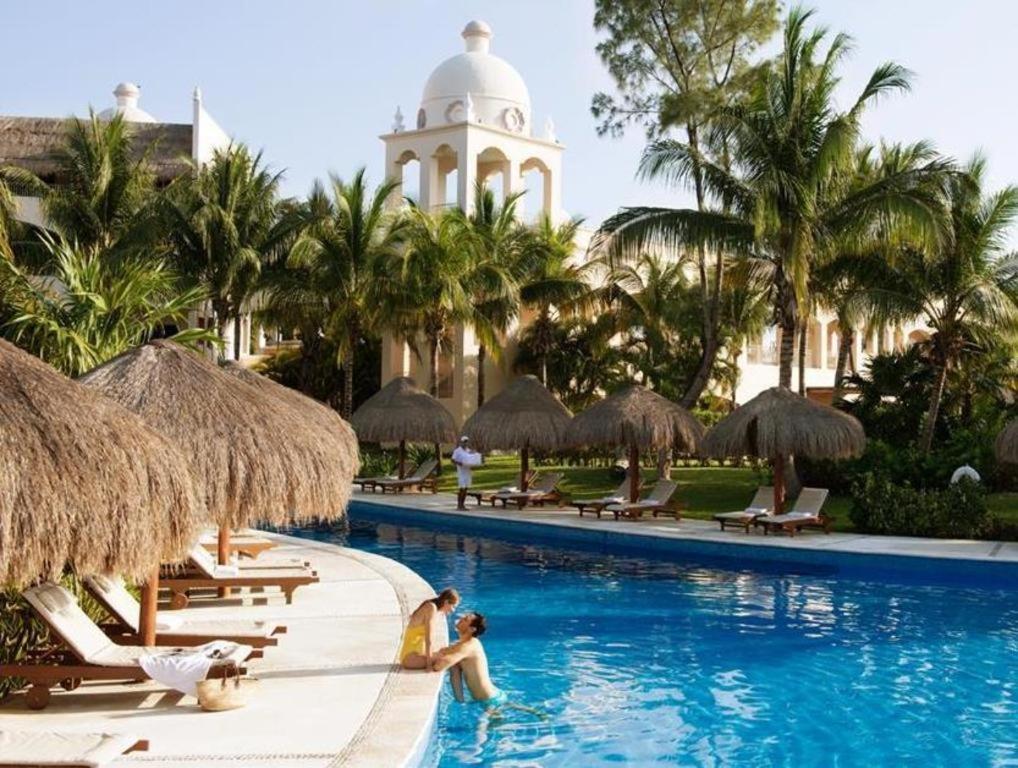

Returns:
79,341,356,528
0,339,205,587
220,361,360,480
995,418,1018,464
567,385,704,452
0,116,192,184
463,375,572,452
350,377,457,445
701,386,866,460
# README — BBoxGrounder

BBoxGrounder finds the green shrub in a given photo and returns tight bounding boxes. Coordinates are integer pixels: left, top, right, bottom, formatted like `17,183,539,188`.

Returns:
849,475,990,538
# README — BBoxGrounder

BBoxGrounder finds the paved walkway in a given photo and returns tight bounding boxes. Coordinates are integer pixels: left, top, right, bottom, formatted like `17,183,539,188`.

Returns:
0,533,444,767
354,490,1018,565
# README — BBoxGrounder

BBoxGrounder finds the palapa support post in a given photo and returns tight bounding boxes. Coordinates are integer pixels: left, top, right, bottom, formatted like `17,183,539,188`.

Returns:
139,566,160,647
628,444,640,503
398,439,407,479
521,444,530,491
435,442,442,474
773,454,786,514
217,526,232,598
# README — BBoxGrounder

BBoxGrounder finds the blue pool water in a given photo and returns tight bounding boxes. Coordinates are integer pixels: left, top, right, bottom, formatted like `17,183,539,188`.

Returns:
293,505,1017,767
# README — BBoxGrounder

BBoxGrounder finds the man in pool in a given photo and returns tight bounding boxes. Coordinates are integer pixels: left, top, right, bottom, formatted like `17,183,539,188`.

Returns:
431,612,506,707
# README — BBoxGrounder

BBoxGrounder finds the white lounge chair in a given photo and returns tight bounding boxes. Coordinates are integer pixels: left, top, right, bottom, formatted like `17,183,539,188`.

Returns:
569,480,635,518
373,458,440,494
713,486,775,532
0,730,147,767
187,543,311,573
756,488,831,536
1,583,253,710
604,480,680,520
82,574,287,648
199,531,278,559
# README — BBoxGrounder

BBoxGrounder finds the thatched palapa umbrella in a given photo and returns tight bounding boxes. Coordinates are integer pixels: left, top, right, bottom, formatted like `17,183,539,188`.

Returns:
350,377,457,478
567,385,704,502
80,340,359,630
0,339,204,604
462,375,572,490
995,419,1018,464
701,386,865,513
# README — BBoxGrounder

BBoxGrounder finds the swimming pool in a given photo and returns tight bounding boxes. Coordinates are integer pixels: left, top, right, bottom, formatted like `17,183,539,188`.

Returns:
295,503,1017,767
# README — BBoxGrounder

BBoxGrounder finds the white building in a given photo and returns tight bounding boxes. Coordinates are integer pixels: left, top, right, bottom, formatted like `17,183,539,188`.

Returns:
376,20,932,418
0,82,261,361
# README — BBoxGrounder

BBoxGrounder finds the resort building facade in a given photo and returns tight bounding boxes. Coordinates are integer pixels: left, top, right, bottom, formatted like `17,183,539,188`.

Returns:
0,82,262,362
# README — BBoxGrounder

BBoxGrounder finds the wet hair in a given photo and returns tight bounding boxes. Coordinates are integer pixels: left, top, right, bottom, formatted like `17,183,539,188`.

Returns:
467,612,487,638
430,588,460,609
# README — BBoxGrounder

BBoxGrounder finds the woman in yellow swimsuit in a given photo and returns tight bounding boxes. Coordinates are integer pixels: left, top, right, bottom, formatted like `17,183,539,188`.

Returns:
399,588,460,670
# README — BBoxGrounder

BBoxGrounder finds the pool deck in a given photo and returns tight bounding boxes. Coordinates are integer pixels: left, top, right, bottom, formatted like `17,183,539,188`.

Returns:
354,489,1018,566
0,532,446,767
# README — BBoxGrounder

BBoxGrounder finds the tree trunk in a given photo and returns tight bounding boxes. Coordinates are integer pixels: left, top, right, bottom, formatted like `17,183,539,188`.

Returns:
477,343,486,409
832,328,854,405
778,312,797,389
797,320,807,396
680,335,719,409
429,337,440,397
541,355,548,387
234,315,243,361
731,349,742,409
342,336,356,420
921,359,949,454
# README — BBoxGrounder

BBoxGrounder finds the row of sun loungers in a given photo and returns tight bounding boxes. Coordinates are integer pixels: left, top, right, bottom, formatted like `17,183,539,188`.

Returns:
0,531,320,717
713,487,831,535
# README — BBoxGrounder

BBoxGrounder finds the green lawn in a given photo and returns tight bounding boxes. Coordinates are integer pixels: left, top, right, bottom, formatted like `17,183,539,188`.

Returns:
436,454,1013,534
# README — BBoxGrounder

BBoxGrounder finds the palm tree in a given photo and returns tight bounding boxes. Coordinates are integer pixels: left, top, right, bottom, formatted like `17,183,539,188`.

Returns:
720,258,770,407
380,204,474,398
864,156,1018,453
597,7,947,390
519,214,590,385
599,252,690,388
465,182,525,407
41,112,161,253
1,234,211,376
166,145,287,360
265,170,404,417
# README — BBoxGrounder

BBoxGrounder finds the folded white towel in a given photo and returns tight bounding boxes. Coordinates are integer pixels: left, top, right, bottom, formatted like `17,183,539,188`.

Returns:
213,564,241,578
499,486,519,493
746,507,769,514
140,641,237,696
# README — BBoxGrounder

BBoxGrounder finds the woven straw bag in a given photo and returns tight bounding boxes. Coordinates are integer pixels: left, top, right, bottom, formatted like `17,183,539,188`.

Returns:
196,663,259,711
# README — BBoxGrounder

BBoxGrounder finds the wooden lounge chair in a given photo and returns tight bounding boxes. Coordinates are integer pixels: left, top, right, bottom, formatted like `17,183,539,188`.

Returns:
756,488,831,536
0,731,148,767
159,547,319,610
603,480,680,520
353,464,415,493
199,532,278,560
713,486,774,532
82,575,287,649
373,459,439,494
1,583,253,710
185,544,311,574
488,473,564,509
570,480,634,518
465,470,537,506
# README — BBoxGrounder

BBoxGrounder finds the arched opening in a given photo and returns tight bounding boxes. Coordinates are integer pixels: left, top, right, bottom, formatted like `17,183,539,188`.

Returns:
431,144,460,211
826,320,841,369
893,327,905,352
477,146,510,204
521,157,551,222
391,150,420,207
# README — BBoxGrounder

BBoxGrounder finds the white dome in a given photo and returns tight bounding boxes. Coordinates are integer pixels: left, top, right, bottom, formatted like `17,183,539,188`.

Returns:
418,21,531,135
97,82,157,123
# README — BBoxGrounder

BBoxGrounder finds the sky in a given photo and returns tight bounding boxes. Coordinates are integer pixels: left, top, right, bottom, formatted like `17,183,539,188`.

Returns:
4,0,1017,234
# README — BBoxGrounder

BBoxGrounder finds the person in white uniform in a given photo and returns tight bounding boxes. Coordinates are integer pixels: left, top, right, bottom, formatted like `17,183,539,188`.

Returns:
451,436,482,510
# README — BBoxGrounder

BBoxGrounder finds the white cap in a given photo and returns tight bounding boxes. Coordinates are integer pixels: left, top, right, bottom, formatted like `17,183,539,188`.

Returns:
460,436,470,442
